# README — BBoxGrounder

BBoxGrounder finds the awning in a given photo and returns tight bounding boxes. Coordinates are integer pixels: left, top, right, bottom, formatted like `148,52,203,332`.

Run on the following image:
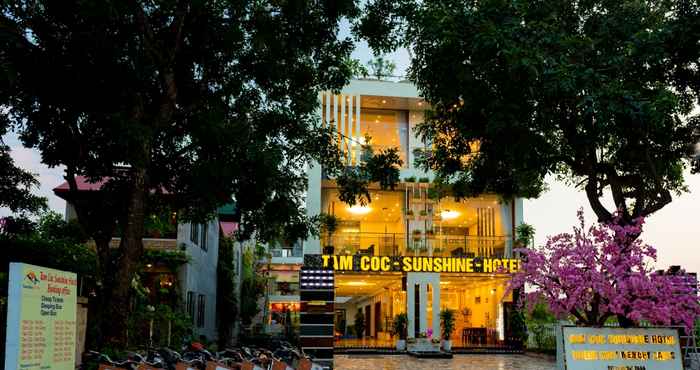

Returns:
220,221,238,237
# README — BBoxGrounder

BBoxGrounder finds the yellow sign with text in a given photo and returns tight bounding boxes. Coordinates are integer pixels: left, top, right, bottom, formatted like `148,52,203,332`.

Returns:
321,255,519,273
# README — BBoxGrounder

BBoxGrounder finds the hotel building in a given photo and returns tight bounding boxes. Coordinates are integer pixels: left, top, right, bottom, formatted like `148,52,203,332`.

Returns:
265,79,524,351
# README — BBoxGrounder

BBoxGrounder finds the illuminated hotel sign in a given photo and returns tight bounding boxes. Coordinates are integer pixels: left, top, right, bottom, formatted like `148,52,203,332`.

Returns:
562,327,682,370
321,255,520,273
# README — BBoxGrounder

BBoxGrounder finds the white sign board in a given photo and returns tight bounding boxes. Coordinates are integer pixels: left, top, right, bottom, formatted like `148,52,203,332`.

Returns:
4,263,78,370
562,326,683,370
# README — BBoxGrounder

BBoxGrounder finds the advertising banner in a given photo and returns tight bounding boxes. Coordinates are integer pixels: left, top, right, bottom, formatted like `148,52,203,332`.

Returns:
4,263,78,370
562,326,683,370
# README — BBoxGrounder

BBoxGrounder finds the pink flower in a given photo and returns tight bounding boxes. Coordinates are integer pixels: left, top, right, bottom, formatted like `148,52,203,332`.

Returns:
509,209,700,331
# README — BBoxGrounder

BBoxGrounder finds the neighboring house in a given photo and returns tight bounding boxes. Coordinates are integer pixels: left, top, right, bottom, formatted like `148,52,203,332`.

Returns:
53,179,221,341
265,79,526,349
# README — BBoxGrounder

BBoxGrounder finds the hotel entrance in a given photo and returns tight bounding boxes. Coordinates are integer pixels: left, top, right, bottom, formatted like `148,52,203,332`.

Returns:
334,272,404,349
333,271,512,350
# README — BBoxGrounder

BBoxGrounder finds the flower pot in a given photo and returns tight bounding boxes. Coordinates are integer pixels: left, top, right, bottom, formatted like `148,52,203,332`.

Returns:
396,339,406,351
442,339,452,351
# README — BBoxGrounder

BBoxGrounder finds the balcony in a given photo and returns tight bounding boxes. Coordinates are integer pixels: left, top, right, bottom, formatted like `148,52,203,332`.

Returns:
323,232,509,258
87,237,178,251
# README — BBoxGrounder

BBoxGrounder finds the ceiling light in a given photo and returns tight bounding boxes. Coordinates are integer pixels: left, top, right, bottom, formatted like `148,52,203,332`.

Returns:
348,205,371,215
340,281,375,287
440,210,460,220
382,100,386,104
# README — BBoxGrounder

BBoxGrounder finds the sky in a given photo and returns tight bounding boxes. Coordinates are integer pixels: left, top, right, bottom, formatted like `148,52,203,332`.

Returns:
2,27,699,273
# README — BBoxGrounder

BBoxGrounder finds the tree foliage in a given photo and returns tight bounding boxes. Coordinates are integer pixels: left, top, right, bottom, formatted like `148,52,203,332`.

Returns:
0,144,46,214
0,0,366,345
356,0,700,225
510,210,700,329
217,236,238,347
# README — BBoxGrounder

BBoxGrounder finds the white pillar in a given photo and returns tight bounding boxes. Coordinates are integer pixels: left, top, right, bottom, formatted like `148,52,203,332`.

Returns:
407,279,415,338
432,279,441,339
419,282,428,334
355,94,361,161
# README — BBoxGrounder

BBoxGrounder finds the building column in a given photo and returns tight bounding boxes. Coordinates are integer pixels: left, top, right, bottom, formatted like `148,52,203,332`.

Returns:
419,282,428,334
431,278,441,339
407,279,415,338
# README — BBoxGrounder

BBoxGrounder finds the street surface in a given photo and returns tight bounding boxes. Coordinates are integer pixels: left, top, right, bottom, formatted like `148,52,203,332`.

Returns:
334,354,556,370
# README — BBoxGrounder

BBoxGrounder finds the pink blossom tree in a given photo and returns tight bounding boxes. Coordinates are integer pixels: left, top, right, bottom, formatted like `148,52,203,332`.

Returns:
510,210,700,329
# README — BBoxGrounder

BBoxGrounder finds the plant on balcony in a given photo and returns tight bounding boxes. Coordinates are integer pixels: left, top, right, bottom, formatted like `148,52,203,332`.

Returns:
319,213,339,249
515,223,535,249
419,209,428,217
403,176,416,183
412,229,422,240
418,177,430,183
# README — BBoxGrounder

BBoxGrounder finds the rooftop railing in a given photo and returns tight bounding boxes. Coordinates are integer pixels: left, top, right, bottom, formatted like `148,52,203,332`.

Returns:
323,232,509,259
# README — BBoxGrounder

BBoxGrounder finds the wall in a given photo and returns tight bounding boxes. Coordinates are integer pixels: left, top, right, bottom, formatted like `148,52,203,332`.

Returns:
177,219,220,341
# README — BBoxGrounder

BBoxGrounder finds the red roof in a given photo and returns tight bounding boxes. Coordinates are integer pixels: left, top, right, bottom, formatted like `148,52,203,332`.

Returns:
220,221,238,237
53,176,110,193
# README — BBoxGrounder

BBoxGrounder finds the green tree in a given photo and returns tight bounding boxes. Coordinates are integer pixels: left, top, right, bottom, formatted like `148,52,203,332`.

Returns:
217,236,238,347
367,55,396,80
0,0,372,347
357,0,700,227
0,144,46,214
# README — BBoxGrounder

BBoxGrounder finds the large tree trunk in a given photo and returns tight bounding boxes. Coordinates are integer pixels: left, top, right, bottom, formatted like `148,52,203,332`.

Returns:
104,167,148,346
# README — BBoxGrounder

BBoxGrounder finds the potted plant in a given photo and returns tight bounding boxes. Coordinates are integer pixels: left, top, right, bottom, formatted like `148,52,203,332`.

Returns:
515,223,535,249
404,176,416,183
354,310,365,339
320,213,339,254
418,177,430,183
419,209,428,217
507,309,528,350
392,313,408,350
440,308,456,351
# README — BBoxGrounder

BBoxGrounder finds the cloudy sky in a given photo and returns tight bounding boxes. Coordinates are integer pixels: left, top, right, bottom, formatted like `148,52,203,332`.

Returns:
2,29,699,273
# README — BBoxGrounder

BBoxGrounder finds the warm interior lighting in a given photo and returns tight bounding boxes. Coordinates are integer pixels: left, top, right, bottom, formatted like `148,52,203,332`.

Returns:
340,281,374,287
440,281,450,285
440,209,460,220
348,205,371,215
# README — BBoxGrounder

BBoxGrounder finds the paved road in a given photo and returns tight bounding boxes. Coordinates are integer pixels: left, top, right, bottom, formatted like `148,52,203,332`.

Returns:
334,354,556,370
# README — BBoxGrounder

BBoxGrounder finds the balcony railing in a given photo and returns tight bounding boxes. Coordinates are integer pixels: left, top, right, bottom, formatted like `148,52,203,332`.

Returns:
270,247,303,258
323,232,509,258
87,237,177,251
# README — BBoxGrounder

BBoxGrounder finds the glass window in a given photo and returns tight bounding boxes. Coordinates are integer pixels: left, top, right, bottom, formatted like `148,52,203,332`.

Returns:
186,291,195,322
360,109,409,167
190,223,199,245
197,294,206,327
200,224,207,251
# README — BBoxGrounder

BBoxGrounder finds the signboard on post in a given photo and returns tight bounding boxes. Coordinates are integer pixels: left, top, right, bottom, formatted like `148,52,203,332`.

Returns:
4,263,78,370
561,326,683,370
